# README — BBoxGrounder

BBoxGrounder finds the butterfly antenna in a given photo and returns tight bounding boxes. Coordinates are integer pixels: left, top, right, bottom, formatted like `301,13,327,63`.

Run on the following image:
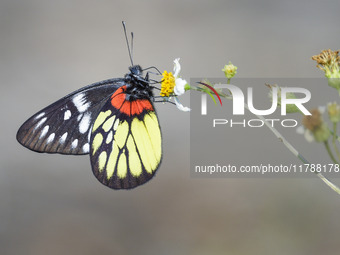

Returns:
131,32,134,63
122,21,134,66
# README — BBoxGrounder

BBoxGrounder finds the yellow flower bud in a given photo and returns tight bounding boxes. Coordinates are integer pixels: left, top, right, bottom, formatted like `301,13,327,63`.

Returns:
327,102,340,123
222,61,237,79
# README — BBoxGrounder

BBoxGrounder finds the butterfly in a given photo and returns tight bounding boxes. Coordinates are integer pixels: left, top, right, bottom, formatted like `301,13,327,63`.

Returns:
16,22,162,189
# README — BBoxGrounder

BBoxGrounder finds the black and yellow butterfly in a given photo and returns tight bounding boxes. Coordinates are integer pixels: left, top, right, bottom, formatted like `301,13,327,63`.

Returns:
16,23,162,189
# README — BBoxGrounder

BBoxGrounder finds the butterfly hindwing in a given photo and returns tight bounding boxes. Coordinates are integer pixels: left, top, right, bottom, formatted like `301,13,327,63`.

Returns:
16,79,124,154
90,86,162,189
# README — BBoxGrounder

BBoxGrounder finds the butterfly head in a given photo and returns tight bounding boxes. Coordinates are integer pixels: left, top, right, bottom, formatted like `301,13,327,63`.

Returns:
129,65,143,77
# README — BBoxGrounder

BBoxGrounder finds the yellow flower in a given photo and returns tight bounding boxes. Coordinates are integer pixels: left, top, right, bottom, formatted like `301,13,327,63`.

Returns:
222,61,237,79
160,58,190,111
160,58,188,97
160,70,175,97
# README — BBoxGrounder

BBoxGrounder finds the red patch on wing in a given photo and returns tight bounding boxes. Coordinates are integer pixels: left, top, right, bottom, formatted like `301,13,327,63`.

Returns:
111,87,126,109
111,86,154,116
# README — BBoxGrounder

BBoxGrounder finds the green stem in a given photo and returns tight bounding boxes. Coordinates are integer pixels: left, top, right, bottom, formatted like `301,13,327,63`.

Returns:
324,141,339,164
328,127,340,143
332,122,340,160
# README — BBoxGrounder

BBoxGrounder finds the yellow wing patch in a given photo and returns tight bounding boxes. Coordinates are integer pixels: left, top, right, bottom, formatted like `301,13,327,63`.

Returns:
143,113,162,163
92,133,103,155
117,150,127,178
131,117,157,173
102,115,116,132
114,120,129,148
92,110,111,133
98,151,107,172
91,106,162,189
126,134,142,177
106,141,119,179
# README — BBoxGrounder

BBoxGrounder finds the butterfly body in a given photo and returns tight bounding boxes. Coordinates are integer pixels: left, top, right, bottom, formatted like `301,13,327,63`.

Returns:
17,66,162,189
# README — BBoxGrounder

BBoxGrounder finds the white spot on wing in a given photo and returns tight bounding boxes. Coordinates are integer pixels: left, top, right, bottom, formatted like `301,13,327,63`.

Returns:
72,94,90,113
35,112,45,120
83,143,89,153
106,131,113,144
60,132,68,143
87,125,93,142
71,139,78,149
79,113,91,134
40,125,49,138
77,114,83,121
113,118,120,131
64,110,71,120
46,133,55,144
35,117,47,130
87,128,92,142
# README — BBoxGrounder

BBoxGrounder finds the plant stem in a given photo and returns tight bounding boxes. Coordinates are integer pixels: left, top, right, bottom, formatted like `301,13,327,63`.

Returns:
324,141,339,164
244,103,340,195
332,122,340,160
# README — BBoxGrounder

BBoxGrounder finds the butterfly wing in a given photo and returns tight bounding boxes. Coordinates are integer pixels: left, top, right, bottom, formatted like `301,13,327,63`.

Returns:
90,86,162,189
17,78,124,155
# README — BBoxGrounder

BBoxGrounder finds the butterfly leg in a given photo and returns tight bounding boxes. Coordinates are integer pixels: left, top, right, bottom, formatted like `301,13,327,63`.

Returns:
142,66,162,75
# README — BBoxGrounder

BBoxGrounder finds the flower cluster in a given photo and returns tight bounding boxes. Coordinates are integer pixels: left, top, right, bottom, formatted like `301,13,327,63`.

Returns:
160,58,190,112
301,108,330,143
312,49,340,91
160,55,340,194
160,70,175,97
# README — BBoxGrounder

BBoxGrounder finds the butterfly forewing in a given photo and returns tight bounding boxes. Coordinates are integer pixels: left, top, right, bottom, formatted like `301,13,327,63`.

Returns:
17,79,123,155
90,86,162,189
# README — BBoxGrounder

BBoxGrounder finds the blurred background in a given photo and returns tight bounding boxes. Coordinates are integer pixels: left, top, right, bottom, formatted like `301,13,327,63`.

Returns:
1,0,340,254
